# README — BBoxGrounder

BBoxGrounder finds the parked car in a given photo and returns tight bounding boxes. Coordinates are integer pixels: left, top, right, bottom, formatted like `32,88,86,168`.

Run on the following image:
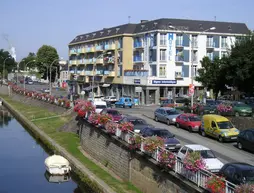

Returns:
232,102,253,117
93,100,107,113
140,127,181,151
237,128,254,152
200,114,239,142
177,144,224,173
154,107,181,125
104,96,118,103
115,97,133,108
118,115,153,133
218,162,254,185
175,114,201,132
100,109,122,123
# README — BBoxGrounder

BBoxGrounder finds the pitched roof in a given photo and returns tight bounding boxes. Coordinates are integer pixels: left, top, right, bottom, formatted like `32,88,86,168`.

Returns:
69,18,249,45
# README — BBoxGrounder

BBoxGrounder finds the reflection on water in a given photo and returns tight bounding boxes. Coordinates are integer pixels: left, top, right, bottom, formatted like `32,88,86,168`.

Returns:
0,107,85,193
44,171,71,183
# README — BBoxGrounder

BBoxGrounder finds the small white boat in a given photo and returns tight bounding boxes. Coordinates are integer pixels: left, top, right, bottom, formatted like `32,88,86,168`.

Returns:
45,155,71,175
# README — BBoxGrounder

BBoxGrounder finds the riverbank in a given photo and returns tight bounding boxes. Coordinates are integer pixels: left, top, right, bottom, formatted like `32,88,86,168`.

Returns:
1,95,141,193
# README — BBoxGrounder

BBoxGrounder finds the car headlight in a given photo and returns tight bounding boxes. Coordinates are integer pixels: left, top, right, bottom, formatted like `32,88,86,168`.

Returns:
176,144,181,147
222,132,227,136
234,129,239,133
172,118,176,122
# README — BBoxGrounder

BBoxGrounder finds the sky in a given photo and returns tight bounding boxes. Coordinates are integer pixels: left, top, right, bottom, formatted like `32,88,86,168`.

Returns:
0,0,253,61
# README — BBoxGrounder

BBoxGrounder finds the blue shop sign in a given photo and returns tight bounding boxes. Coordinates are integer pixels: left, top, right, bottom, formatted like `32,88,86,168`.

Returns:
152,80,177,84
134,79,141,84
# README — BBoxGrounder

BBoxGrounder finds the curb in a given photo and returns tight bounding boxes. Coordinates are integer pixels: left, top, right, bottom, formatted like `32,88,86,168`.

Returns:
2,97,116,193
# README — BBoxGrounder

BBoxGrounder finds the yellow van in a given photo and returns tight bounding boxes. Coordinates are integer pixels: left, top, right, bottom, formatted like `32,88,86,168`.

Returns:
200,114,239,142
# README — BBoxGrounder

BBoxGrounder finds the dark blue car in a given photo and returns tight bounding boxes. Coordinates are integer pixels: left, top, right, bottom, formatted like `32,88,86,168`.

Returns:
140,127,181,151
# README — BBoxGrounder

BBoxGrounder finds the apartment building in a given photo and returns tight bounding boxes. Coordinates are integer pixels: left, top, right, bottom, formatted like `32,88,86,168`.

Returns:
68,18,249,104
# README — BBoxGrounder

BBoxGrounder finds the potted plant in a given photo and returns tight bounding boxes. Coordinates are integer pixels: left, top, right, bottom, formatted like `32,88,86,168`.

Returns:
142,136,164,160
116,122,134,143
88,113,101,125
129,134,142,149
65,100,71,108
158,149,176,169
235,184,254,193
105,121,118,134
84,101,95,114
98,114,113,126
205,175,226,193
183,151,206,172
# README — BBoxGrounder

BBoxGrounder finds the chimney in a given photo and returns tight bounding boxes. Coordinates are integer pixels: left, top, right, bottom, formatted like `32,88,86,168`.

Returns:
140,20,149,23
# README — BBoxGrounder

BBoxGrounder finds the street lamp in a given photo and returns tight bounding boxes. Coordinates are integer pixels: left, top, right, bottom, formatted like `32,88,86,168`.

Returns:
169,26,216,112
23,60,36,90
17,59,25,85
49,58,63,95
1,56,10,84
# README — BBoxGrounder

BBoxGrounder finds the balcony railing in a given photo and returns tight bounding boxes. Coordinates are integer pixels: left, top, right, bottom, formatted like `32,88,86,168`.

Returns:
86,47,95,52
133,56,144,62
96,45,104,51
69,50,77,55
80,71,86,76
88,58,96,64
108,71,115,77
70,60,77,65
85,71,94,76
134,41,143,48
191,41,198,48
105,44,116,50
221,43,228,49
175,55,184,62
124,70,148,77
95,70,104,75
96,58,103,64
206,41,215,48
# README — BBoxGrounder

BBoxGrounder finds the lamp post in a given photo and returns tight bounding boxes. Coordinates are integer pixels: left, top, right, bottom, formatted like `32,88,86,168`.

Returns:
92,53,105,101
49,58,63,95
23,60,36,90
169,26,216,112
17,60,25,85
1,56,10,84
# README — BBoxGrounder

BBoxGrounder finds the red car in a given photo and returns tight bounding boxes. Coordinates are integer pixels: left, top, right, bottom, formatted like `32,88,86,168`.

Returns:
100,109,122,122
175,113,201,132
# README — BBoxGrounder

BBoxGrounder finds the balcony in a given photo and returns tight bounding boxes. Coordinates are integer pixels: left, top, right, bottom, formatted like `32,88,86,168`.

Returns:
104,70,109,75
96,58,103,64
206,41,215,49
105,44,116,50
191,41,198,49
176,40,183,48
95,70,104,75
134,41,143,48
175,72,183,79
175,55,184,63
69,50,77,55
133,56,144,63
95,45,104,51
77,59,82,65
86,46,95,53
70,60,77,65
85,71,94,76
108,71,115,77
80,70,86,76
124,70,149,77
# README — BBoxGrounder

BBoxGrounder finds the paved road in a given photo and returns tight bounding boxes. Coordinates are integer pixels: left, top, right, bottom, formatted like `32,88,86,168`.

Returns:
117,106,254,165
19,82,68,97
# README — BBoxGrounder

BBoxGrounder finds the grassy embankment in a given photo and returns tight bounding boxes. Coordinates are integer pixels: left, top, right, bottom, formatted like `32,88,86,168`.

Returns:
1,95,141,193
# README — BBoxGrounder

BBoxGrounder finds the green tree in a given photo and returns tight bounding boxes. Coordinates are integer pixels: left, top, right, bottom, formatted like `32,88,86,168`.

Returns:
195,57,228,99
36,45,59,80
20,52,37,71
225,35,254,94
0,49,17,78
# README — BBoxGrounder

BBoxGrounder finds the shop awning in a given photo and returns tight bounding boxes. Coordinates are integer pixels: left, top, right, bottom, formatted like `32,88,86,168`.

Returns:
102,84,110,87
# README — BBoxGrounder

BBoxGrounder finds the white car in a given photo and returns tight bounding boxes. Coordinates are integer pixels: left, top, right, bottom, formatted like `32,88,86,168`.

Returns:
177,144,224,173
104,96,117,103
93,100,107,113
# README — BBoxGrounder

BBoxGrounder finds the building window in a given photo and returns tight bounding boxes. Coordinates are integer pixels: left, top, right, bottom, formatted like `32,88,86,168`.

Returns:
150,65,157,76
160,33,167,46
159,49,166,61
207,36,214,47
192,51,198,62
221,36,227,48
159,65,166,77
191,35,198,47
176,34,183,46
221,51,228,57
206,51,214,61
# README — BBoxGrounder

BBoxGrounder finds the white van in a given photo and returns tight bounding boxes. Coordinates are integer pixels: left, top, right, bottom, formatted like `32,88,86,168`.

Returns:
93,101,107,113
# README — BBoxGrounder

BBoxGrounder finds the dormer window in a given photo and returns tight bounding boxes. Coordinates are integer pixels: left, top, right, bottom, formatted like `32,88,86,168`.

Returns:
80,36,83,39
74,37,77,41
107,30,111,34
199,24,203,30
92,33,96,37
116,28,120,33
141,25,145,30
100,31,104,36
153,22,158,29
168,22,172,28
228,25,232,31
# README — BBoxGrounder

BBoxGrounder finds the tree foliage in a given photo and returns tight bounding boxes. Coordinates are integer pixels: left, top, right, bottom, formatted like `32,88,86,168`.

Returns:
36,45,59,80
0,49,17,78
20,52,37,71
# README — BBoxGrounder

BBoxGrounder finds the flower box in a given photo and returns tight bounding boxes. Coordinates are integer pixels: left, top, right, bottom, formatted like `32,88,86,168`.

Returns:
116,127,122,138
121,132,132,144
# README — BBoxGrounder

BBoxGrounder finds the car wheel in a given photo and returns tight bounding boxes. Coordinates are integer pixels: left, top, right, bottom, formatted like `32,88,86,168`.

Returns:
235,112,240,117
129,106,132,108
188,126,193,133
201,131,206,137
123,105,125,108
155,116,158,122
237,142,243,149
176,123,180,128
167,119,170,125
218,136,224,143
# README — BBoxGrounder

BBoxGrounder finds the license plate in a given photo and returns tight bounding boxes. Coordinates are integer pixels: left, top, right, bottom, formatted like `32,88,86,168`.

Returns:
231,137,237,139
167,147,175,149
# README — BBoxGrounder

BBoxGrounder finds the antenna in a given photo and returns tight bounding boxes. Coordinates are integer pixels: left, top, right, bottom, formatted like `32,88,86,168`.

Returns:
128,16,131,23
214,16,216,21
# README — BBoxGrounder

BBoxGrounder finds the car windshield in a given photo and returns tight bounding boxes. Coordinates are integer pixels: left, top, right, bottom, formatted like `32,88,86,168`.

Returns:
154,130,174,138
198,150,216,159
108,111,120,115
166,110,180,115
130,119,147,125
217,121,234,129
96,105,107,109
125,99,131,102
243,169,254,181
189,116,201,122
110,97,116,99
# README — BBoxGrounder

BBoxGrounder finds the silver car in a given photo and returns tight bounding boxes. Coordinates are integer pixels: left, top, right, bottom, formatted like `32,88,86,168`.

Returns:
154,107,182,125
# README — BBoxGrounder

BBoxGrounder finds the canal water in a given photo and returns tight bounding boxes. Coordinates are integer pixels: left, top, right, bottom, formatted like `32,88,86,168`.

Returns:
0,108,85,193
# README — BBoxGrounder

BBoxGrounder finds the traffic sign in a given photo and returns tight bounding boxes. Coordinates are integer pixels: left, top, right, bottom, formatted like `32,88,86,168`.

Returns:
189,84,195,96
